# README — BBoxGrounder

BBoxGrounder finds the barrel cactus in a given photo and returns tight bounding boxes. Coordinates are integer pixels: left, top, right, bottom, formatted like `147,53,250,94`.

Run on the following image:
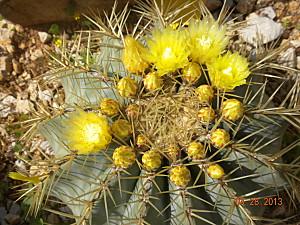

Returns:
11,1,300,225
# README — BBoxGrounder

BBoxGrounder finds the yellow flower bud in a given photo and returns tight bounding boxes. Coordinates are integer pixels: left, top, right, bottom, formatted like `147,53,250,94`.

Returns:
169,165,191,187
182,62,202,84
111,119,132,139
117,77,138,97
100,98,120,117
207,164,225,179
195,85,214,103
113,146,136,169
221,99,244,121
143,72,163,91
166,145,180,161
142,149,162,171
210,129,230,149
198,107,215,123
137,134,147,147
126,104,140,118
187,142,205,160
122,36,149,74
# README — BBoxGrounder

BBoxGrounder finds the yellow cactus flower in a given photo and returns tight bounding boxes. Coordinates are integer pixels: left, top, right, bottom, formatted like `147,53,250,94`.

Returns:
207,164,225,179
143,72,163,91
113,146,136,169
54,38,62,47
182,62,202,84
210,129,230,149
137,134,148,147
126,104,140,118
169,165,191,187
122,36,149,74
207,52,250,91
100,98,120,117
221,99,244,121
9,172,40,184
117,77,138,97
188,18,228,64
187,142,205,160
142,149,162,171
195,85,214,103
146,27,190,76
65,110,112,154
198,107,216,123
111,119,132,139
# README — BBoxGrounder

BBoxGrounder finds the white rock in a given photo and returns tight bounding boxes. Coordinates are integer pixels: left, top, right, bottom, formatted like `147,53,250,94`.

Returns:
290,40,300,48
38,89,53,103
257,6,276,19
27,81,38,101
278,47,296,68
30,49,44,61
0,95,17,117
15,99,33,114
38,31,51,43
239,13,284,46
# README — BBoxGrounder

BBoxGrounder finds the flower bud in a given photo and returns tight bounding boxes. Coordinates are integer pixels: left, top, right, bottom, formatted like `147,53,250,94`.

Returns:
221,99,244,121
166,145,180,161
117,77,138,97
187,142,205,160
122,36,149,74
113,146,136,169
137,134,147,147
207,164,225,179
195,85,214,103
100,98,120,117
182,62,202,84
126,104,140,118
111,119,132,139
198,107,215,123
210,129,230,149
143,72,163,91
142,149,162,171
169,165,191,187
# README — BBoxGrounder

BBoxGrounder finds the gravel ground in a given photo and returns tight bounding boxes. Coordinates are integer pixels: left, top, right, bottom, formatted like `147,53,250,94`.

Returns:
0,0,299,224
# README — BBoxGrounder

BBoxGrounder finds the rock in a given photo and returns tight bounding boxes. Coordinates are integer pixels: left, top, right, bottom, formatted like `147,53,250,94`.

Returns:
0,56,13,74
9,203,21,215
30,49,44,61
12,59,22,74
297,56,300,70
203,0,222,11
278,47,296,68
274,1,285,18
27,81,38,101
239,13,284,46
38,89,52,103
236,0,256,14
0,95,17,117
15,99,33,114
0,0,134,26
0,28,14,44
38,31,51,43
257,6,276,19
5,214,20,225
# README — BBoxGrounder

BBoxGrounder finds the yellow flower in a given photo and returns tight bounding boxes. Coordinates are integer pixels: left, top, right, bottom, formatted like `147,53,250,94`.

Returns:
207,52,250,91
137,134,147,147
143,72,163,91
221,99,244,121
113,146,136,169
146,27,190,76
111,119,132,139
198,107,216,123
54,38,62,47
182,62,202,84
195,85,214,103
169,165,191,187
188,18,228,64
142,149,162,171
187,142,205,160
100,98,120,117
117,77,138,97
207,164,225,179
122,36,149,74
210,129,230,149
166,145,180,161
65,110,112,154
9,172,40,184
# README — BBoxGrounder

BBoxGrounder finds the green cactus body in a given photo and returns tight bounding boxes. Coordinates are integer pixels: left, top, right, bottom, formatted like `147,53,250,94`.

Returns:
14,1,300,225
